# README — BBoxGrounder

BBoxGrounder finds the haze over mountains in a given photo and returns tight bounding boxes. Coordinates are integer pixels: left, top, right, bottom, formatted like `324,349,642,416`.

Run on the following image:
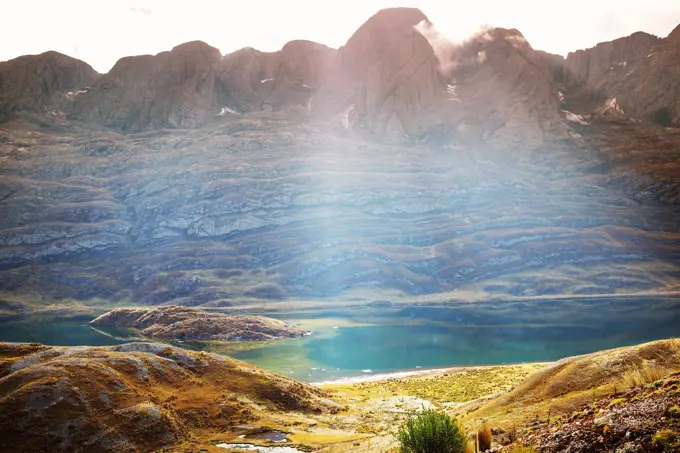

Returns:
1,7,680,312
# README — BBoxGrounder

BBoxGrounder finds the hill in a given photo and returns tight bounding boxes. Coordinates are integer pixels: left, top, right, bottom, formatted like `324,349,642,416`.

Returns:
0,341,341,452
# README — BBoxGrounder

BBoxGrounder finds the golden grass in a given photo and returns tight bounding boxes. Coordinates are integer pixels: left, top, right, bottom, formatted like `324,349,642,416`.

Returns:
463,339,680,429
288,431,369,446
506,444,536,453
477,423,493,451
327,364,545,405
620,361,667,388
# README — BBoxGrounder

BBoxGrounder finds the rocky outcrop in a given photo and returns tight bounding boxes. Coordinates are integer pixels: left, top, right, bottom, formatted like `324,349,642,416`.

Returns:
90,306,306,340
0,51,99,120
312,7,448,142
510,374,680,452
0,342,337,452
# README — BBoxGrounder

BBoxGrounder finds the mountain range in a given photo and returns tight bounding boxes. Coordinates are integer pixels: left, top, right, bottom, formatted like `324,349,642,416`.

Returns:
1,7,680,313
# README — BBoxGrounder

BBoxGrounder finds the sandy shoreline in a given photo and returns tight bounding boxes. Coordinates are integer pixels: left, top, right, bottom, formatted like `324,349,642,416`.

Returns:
313,362,550,386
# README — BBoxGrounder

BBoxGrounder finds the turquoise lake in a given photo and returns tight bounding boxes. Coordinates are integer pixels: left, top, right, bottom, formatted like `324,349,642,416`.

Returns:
1,297,679,382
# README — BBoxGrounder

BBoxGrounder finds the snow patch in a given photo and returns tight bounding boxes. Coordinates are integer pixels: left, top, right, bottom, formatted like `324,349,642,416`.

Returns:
562,110,589,125
558,91,565,102
301,84,312,89
217,106,241,116
604,97,625,115
64,89,88,100
506,34,527,47
476,51,487,64
341,104,357,130
446,82,461,103
260,78,274,84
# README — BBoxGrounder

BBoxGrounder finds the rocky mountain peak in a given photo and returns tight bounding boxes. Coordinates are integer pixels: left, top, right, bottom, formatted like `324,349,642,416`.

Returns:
311,7,446,141
71,41,224,131
667,23,680,42
0,51,98,120
435,26,564,147
170,40,222,59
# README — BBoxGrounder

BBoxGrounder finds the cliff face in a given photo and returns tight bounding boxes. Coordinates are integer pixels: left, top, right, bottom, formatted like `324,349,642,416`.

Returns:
562,27,680,126
0,51,98,120
563,32,660,86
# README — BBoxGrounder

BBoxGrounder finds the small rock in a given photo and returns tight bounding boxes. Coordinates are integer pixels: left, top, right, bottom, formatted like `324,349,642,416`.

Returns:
616,442,642,453
593,415,613,426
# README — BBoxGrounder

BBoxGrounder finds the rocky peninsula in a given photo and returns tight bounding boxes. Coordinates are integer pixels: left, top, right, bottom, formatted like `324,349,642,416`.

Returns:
90,306,306,341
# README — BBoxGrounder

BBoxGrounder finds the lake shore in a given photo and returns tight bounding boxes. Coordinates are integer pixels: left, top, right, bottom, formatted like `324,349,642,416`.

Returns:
314,361,551,387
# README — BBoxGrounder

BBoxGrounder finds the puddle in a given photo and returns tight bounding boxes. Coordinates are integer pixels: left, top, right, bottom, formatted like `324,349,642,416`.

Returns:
244,431,289,443
215,444,303,453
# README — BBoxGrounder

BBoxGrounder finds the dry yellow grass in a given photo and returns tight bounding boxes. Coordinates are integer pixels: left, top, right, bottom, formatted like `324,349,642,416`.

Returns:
462,339,680,429
620,362,667,388
477,423,493,451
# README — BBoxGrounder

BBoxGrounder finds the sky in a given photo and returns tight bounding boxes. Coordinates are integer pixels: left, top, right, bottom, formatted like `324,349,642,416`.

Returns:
2,0,679,73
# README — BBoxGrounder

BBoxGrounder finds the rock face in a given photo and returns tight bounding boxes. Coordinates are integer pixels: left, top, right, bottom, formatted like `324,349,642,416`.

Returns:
71,40,335,132
313,8,448,141
561,27,680,127
0,342,336,452
72,41,226,131
263,40,336,110
613,25,680,126
90,306,306,340
0,51,99,120
438,28,565,147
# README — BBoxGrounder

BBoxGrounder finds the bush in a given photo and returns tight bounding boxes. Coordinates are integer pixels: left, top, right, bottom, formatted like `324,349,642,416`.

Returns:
397,408,467,453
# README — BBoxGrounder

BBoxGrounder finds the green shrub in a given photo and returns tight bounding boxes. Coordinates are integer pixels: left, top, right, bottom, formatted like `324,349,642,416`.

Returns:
652,429,678,452
397,408,467,453
668,405,680,418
